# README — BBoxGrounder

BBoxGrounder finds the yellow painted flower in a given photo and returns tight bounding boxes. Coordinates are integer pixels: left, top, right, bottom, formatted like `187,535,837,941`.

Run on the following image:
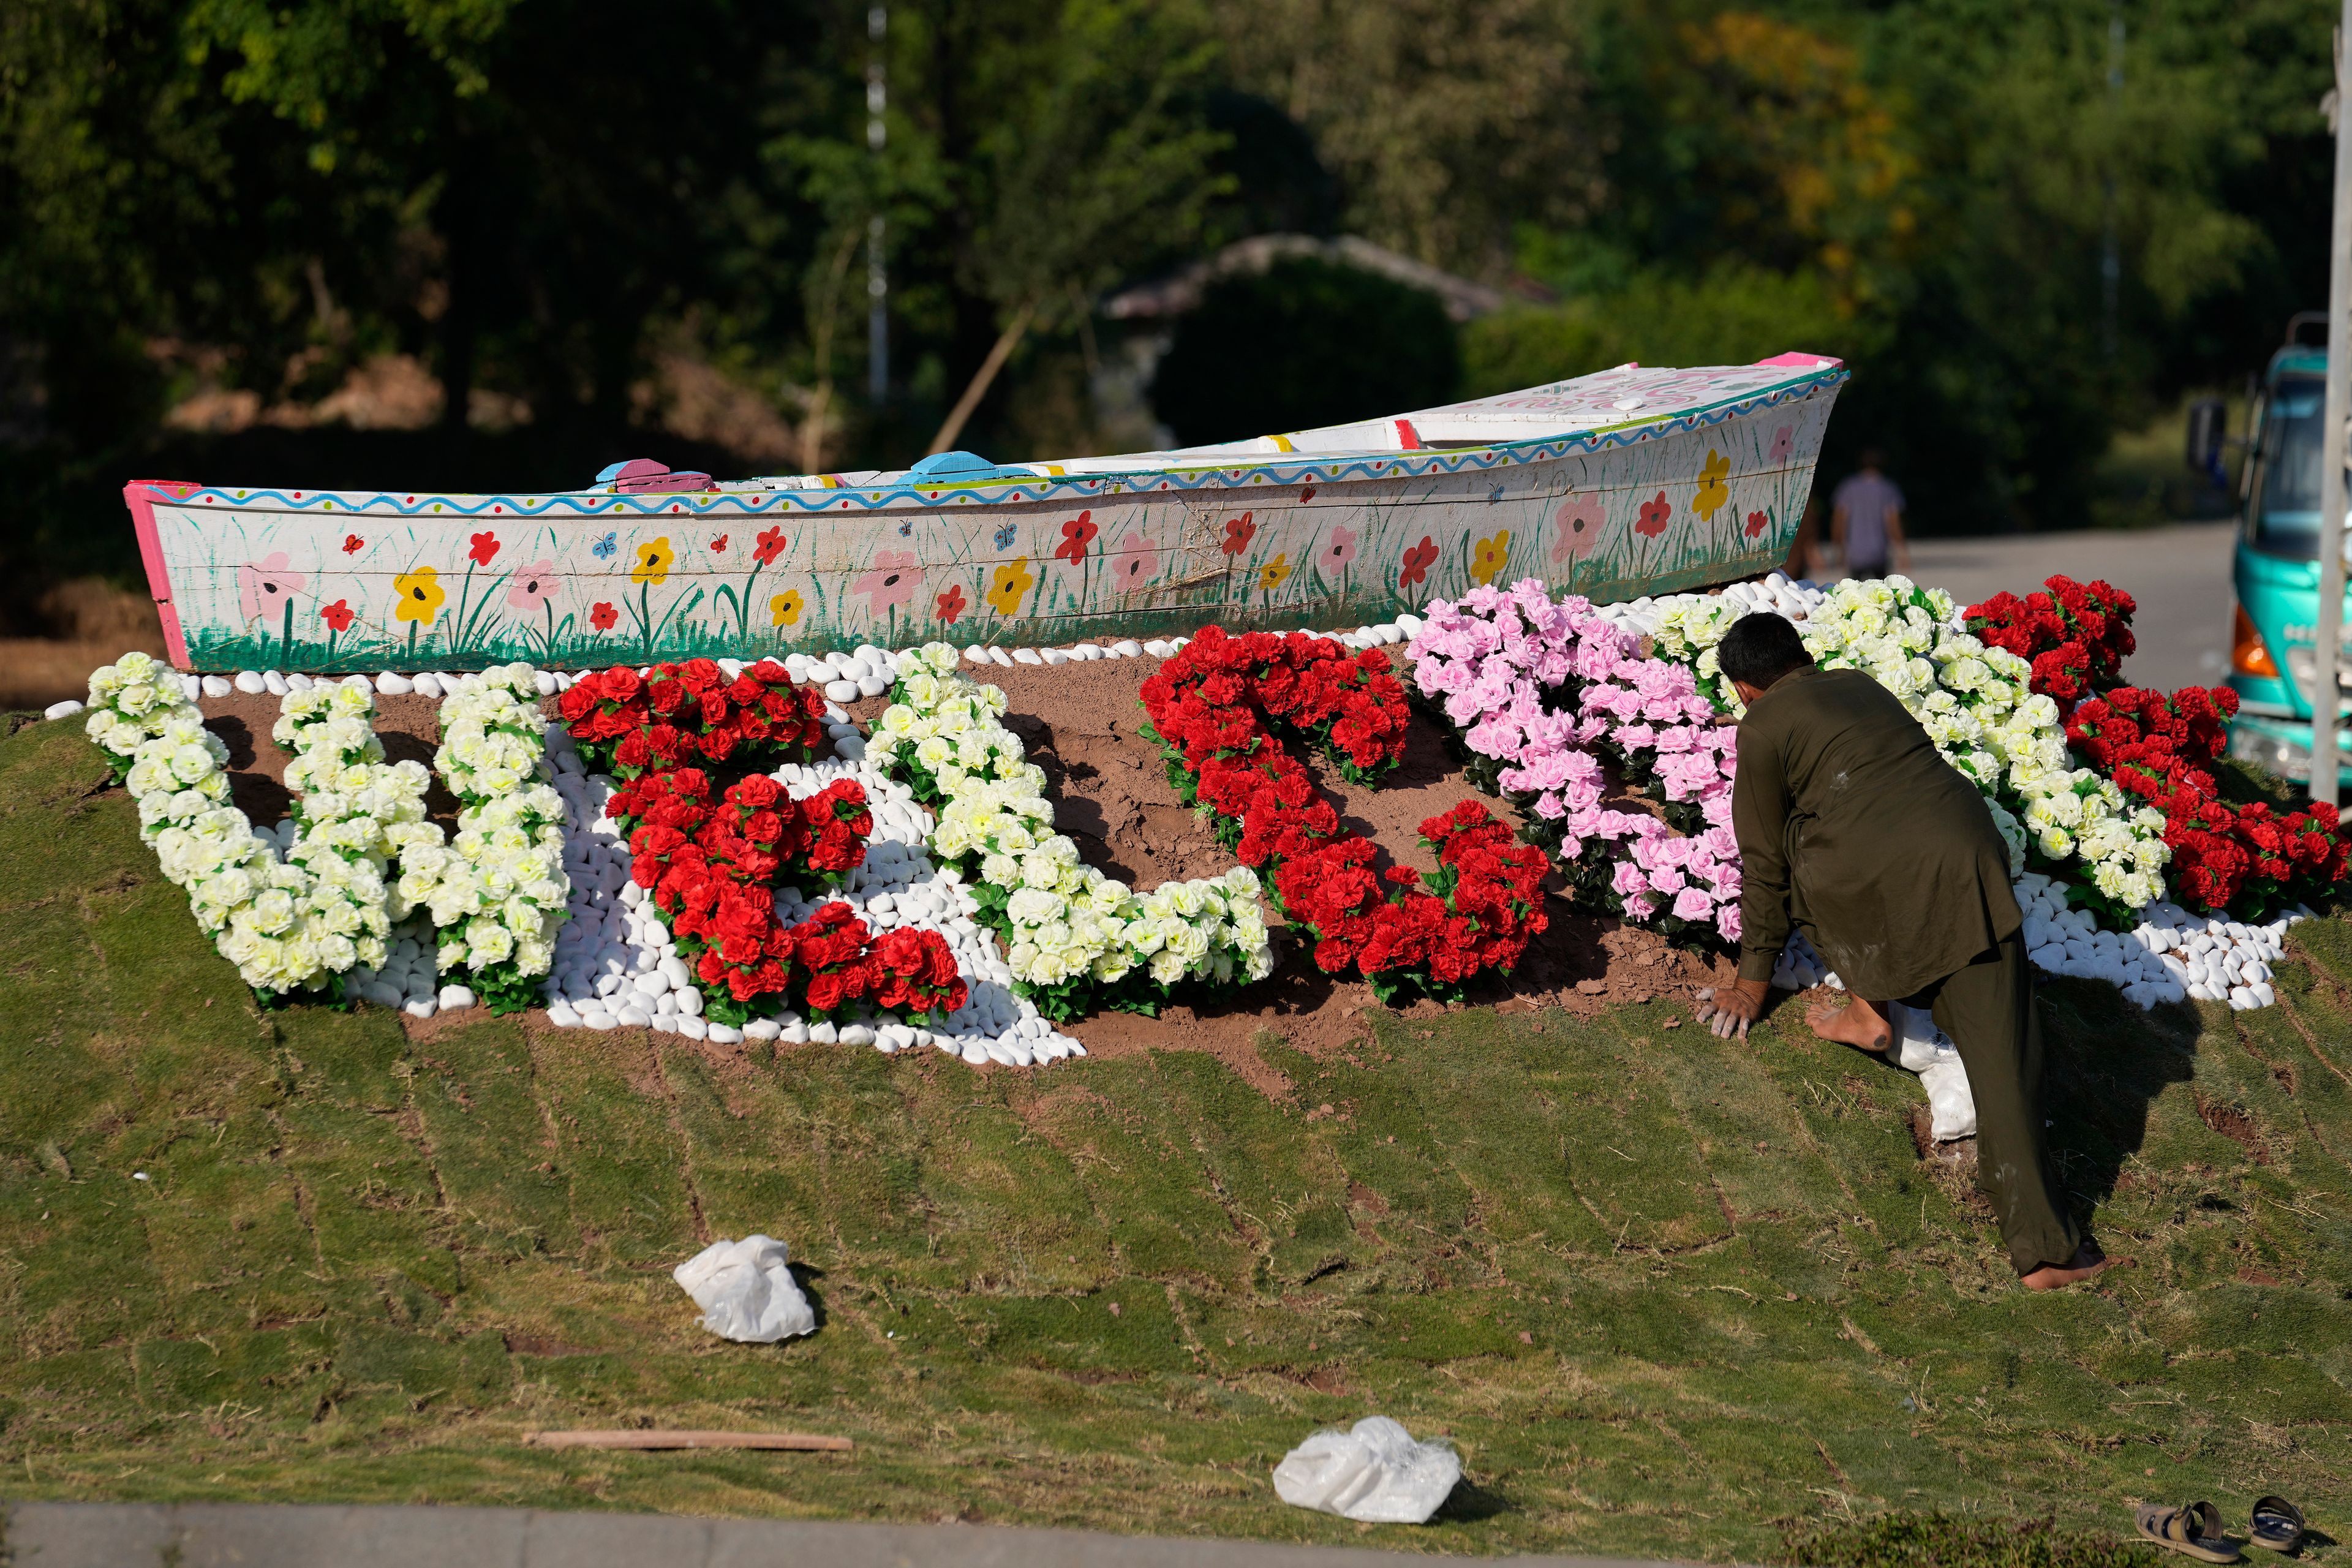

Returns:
1469,529,1512,586
770,589,804,628
1257,554,1292,592
1693,448,1731,521
631,536,675,585
392,565,445,625
986,557,1035,617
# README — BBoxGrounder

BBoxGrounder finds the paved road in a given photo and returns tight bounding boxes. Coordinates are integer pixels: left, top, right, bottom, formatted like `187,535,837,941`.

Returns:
0,1502,1698,1568
1894,520,2238,695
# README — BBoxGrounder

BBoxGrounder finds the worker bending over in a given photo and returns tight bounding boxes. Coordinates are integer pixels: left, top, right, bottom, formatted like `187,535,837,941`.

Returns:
1696,612,2113,1291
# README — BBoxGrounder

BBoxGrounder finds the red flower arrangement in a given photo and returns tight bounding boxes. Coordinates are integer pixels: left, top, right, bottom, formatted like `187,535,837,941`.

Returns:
559,657,829,777
1966,576,2349,915
1965,575,2136,717
1141,626,1547,1000
564,658,968,1027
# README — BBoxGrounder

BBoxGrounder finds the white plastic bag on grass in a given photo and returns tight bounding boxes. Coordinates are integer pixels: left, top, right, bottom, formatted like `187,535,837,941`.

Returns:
1918,1058,1978,1142
673,1235,816,1343
1272,1415,1460,1523
1887,1001,1959,1074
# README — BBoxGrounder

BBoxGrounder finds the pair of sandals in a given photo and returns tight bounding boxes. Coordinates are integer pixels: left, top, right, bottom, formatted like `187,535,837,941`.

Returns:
2136,1498,2307,1562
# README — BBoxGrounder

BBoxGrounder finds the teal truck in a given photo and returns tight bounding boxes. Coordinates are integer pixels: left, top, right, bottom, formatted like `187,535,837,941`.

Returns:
2190,313,2352,787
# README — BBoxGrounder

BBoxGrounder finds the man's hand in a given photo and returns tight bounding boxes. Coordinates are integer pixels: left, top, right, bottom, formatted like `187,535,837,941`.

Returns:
1694,978,1771,1040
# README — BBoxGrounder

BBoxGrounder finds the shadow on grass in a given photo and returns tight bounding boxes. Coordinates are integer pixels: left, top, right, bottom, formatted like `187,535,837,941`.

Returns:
1433,1477,1513,1524
2037,978,2199,1223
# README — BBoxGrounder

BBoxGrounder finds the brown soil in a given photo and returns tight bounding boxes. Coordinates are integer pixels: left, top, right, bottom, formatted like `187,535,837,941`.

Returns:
198,652,1740,1082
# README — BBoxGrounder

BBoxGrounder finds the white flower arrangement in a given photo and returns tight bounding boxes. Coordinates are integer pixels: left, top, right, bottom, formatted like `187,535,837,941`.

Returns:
871,643,1273,1011
88,654,393,995
1635,579,2170,916
394,663,570,987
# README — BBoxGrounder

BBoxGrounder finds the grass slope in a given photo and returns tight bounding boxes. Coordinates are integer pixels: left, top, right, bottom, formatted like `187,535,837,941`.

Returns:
1,714,2347,1560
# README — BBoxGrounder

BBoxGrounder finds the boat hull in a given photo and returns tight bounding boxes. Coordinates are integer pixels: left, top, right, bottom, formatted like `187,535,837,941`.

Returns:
123,371,1838,671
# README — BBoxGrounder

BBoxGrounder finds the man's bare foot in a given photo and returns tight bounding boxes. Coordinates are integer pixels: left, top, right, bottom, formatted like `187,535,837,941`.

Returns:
1807,996,1890,1054
2021,1242,2127,1291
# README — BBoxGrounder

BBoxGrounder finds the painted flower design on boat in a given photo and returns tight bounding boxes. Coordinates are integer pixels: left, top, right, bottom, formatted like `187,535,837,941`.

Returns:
1257,554,1292,594
1551,494,1606,563
770,590,804,628
935,584,968,624
853,549,922,614
319,600,355,633
1636,492,1673,538
468,531,500,567
391,566,444,625
1221,513,1256,556
1470,529,1512,586
236,552,306,624
590,601,619,632
987,559,1036,617
1770,426,1795,463
1317,525,1359,576
1398,536,1439,589
1744,510,1770,539
1692,449,1731,521
753,527,787,566
507,561,559,610
1108,532,1160,592
1053,512,1098,565
632,538,675,586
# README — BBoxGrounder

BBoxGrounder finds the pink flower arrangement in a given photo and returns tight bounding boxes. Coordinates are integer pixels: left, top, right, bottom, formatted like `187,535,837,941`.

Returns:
1408,579,1741,943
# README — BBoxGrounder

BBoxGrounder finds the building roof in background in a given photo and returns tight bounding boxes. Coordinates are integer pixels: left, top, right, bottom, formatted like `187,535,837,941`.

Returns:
1099,234,1528,324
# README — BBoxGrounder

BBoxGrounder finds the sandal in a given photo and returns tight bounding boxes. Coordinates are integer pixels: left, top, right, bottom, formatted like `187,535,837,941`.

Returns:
2251,1498,2305,1554
2136,1502,2242,1564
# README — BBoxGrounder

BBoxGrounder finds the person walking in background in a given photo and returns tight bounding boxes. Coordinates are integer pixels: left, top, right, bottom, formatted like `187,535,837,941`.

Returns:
1830,449,1910,579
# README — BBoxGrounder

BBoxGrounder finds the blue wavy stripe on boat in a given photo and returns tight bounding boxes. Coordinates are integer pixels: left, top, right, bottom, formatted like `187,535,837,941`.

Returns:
164,372,1842,518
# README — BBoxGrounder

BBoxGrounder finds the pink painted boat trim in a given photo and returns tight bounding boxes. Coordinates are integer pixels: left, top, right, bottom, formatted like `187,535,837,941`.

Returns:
1752,350,1845,369
123,481,198,669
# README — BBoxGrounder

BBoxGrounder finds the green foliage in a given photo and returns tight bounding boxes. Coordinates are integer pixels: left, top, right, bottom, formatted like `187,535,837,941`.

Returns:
1782,1512,2162,1568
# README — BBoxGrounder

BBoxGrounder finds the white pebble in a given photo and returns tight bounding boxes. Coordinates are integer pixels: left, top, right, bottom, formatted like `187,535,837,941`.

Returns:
403,998,437,1020
233,670,266,695
824,679,859,704
1043,647,1071,665
546,1000,581,1028
437,984,475,1011
706,1023,744,1044
1110,639,1142,657
43,699,84,720
743,1019,782,1042
413,673,444,698
201,675,234,697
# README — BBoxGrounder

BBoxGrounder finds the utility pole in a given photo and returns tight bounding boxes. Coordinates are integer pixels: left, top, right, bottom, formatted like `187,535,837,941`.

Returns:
866,4,889,405
2100,1,2124,361
2315,2,2352,811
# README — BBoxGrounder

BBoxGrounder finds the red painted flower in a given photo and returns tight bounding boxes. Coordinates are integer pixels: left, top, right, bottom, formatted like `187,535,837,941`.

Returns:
589,601,619,632
710,533,729,552
468,531,500,565
341,533,364,555
320,599,355,633
935,584,968,624
1743,509,1769,538
753,526,786,565
1054,511,1099,565
1222,512,1256,556
1398,536,1439,589
1635,492,1672,538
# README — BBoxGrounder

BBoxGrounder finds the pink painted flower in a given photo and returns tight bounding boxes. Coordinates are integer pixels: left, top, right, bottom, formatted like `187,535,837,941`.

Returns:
1107,532,1161,592
507,560,559,611
853,548,922,613
1317,524,1359,573
236,551,306,624
1770,426,1795,463
1551,494,1607,562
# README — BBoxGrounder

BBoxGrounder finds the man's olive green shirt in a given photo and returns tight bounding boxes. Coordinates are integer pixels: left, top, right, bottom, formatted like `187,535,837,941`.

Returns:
1733,667,2019,998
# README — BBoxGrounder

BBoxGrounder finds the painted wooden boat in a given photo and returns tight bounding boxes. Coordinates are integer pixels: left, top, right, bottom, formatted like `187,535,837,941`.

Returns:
121,353,1844,672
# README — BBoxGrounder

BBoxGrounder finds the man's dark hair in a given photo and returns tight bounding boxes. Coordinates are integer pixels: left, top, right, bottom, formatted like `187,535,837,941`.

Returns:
1717,611,1814,690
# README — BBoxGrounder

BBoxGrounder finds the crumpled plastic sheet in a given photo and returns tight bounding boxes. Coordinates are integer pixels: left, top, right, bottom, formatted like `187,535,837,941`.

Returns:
1272,1415,1461,1524
673,1234,817,1343
1889,1001,1977,1142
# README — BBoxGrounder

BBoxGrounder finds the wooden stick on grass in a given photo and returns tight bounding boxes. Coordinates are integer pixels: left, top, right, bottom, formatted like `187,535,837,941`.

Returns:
524,1430,853,1452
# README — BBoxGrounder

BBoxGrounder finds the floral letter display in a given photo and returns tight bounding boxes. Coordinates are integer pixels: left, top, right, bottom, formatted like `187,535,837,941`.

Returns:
867,646,1273,1022
1139,627,1548,1003
559,658,967,1028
